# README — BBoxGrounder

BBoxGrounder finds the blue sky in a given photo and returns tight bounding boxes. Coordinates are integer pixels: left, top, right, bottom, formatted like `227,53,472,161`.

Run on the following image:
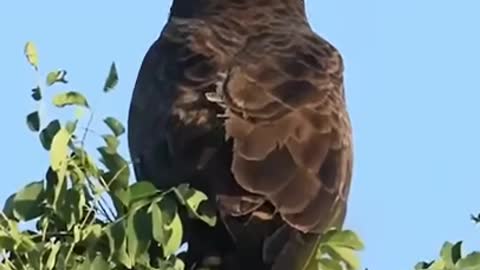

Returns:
1,1,480,269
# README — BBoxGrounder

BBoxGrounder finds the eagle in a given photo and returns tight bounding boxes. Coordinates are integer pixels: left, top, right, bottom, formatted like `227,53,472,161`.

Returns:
127,0,353,269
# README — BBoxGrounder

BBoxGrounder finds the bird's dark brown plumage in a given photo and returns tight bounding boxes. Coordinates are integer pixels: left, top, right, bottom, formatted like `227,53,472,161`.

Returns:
128,1,353,269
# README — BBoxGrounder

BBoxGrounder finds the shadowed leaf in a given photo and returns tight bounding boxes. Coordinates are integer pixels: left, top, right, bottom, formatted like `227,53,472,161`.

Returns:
98,146,130,191
31,87,42,101
12,181,45,221
104,117,125,137
127,206,152,263
26,111,40,132
39,120,61,150
103,62,119,92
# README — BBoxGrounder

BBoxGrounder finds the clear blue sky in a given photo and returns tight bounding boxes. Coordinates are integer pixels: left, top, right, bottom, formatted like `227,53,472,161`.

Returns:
1,1,479,269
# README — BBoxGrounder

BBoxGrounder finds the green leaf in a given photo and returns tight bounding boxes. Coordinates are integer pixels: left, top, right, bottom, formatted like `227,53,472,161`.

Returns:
322,229,364,251
126,206,152,263
65,120,78,134
50,128,71,171
164,211,183,258
39,120,61,150
317,258,342,270
91,255,110,270
414,261,434,270
0,231,16,251
26,111,40,132
2,193,16,219
24,41,39,70
151,202,165,245
60,188,86,230
12,180,45,221
46,70,68,86
74,106,86,120
102,134,119,154
457,252,480,270
105,220,132,268
440,241,462,267
129,182,159,203
45,167,67,214
427,259,446,270
81,224,103,245
172,257,185,270
175,185,216,226
103,62,119,92
324,245,361,270
159,197,183,257
452,241,463,264
97,147,130,191
31,87,42,101
52,91,89,108
104,117,125,137
45,240,61,270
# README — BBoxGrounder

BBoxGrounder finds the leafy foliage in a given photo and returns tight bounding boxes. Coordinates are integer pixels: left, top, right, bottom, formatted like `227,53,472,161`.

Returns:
415,241,480,270
0,41,365,270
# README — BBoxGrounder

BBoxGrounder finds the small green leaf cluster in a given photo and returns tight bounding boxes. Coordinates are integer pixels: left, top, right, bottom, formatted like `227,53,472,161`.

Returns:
0,41,216,270
309,229,364,270
415,241,480,270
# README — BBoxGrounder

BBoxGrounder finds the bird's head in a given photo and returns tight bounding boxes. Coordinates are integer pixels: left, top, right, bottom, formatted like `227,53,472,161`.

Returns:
169,0,306,19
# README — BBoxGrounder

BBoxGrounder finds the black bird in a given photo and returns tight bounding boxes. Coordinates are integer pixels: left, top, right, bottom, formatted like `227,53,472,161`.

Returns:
128,0,353,269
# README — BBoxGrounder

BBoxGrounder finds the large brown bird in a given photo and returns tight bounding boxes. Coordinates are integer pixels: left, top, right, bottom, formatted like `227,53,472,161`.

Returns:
128,0,353,269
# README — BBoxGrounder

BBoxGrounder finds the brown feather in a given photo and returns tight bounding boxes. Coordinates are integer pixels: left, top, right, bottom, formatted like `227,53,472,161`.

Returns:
128,0,353,268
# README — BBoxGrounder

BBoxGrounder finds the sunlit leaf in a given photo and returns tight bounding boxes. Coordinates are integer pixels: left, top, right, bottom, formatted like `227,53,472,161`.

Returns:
324,245,360,270
456,252,480,270
151,202,165,245
102,134,119,154
159,197,183,257
317,258,342,270
45,240,61,270
24,41,39,70
103,62,119,92
322,229,364,251
50,128,71,171
175,185,216,226
26,111,40,132
46,70,68,86
52,91,89,108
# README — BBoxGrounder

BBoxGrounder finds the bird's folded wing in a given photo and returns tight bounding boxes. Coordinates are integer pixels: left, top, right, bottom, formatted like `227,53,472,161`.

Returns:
223,31,353,234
